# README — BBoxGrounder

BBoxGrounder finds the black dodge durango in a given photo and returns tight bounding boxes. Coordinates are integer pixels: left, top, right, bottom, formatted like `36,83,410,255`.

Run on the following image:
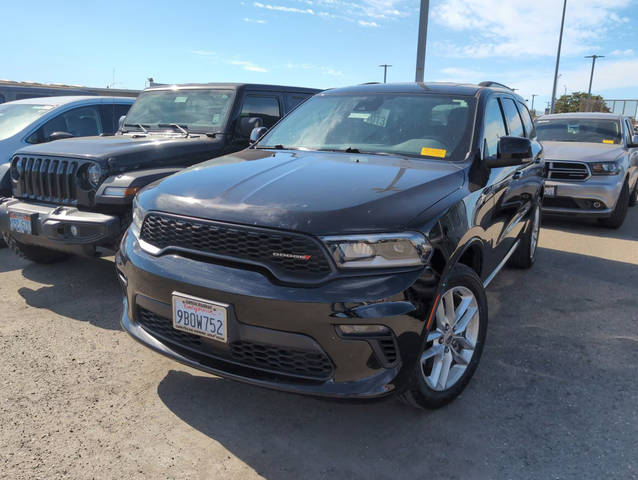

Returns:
117,82,544,409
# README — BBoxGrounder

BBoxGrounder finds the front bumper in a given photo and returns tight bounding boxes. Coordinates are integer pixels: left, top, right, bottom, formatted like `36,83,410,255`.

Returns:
0,198,121,254
117,231,433,399
542,175,623,218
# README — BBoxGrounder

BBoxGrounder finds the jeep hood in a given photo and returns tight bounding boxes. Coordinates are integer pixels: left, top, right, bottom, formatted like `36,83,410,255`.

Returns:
138,149,465,235
13,134,224,170
542,141,626,162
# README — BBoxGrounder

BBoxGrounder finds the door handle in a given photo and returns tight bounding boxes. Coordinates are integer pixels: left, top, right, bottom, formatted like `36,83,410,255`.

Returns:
512,171,523,180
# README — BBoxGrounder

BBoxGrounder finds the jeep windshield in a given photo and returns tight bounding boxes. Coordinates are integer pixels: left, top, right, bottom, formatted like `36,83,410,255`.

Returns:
123,89,234,134
535,118,622,144
256,93,475,160
0,103,55,141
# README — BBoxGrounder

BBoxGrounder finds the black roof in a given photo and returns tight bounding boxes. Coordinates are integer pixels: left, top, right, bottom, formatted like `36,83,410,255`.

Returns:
145,83,321,94
320,82,522,99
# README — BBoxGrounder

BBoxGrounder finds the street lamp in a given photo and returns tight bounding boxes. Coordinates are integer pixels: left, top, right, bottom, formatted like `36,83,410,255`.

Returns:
415,0,430,82
530,94,538,112
585,55,604,111
379,64,392,83
550,0,567,113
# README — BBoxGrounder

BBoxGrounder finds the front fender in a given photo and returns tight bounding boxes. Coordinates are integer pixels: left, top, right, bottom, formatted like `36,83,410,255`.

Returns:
95,167,183,205
0,162,11,196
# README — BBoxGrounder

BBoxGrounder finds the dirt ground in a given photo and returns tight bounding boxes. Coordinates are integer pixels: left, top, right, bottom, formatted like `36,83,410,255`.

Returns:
1,209,637,480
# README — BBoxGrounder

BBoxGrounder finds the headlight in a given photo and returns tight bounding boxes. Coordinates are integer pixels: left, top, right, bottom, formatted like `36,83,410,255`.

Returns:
590,161,621,175
10,158,22,180
87,164,103,187
322,232,432,269
130,198,145,238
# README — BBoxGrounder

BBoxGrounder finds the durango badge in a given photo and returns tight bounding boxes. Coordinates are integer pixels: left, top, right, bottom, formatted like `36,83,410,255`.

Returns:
272,252,312,261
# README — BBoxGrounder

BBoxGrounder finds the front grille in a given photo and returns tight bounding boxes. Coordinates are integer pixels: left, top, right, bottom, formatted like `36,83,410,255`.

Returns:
137,308,333,379
547,161,590,181
140,213,333,282
12,155,82,204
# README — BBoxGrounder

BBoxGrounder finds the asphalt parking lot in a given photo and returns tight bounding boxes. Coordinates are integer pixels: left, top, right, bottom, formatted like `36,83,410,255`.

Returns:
1,210,637,480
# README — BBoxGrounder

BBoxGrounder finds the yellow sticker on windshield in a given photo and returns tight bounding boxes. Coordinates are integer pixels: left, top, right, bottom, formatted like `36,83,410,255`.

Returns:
602,139,614,144
421,147,447,158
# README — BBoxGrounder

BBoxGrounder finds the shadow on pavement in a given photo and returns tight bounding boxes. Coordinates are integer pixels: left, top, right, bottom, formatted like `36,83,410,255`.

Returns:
542,207,638,241
0,249,27,273
17,255,122,330
156,245,638,479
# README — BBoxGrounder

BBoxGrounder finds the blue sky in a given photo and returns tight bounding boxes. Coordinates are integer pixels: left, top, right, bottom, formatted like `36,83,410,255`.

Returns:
2,0,637,111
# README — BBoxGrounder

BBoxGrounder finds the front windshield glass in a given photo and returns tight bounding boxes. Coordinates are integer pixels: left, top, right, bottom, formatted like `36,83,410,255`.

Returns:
123,89,234,133
257,93,476,160
0,103,55,141
535,118,622,144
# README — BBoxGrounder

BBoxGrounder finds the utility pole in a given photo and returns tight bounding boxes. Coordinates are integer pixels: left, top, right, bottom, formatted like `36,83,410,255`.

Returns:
379,64,392,83
530,94,538,112
414,0,429,82
585,55,604,111
550,0,567,113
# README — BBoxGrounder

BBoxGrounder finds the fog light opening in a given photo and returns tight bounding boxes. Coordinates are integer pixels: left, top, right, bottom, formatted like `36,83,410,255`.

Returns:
70,225,79,237
337,324,390,337
593,201,602,209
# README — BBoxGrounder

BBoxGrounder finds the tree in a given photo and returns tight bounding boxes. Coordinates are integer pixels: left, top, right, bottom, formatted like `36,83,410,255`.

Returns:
554,91,611,113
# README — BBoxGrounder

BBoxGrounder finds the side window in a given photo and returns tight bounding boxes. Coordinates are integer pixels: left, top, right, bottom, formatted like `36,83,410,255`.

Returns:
240,95,281,129
286,94,311,113
482,98,507,159
517,101,535,138
624,119,634,144
27,106,103,144
99,104,115,134
501,98,525,137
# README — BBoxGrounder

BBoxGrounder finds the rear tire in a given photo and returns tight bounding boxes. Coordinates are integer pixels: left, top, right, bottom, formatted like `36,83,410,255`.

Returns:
509,201,540,269
2,233,68,264
598,180,630,229
399,264,488,410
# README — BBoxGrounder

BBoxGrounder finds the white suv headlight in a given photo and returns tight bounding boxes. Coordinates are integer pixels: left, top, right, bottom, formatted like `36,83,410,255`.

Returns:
322,232,432,269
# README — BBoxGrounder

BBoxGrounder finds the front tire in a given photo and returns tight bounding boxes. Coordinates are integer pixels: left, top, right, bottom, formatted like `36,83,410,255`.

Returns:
598,179,630,229
399,264,488,410
3,233,68,264
629,180,638,207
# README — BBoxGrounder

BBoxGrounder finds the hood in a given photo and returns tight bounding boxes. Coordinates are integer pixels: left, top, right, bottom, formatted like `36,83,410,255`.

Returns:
542,141,626,162
13,133,224,170
138,149,465,235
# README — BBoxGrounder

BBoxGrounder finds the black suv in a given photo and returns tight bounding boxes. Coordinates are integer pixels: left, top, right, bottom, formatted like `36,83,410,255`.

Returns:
117,82,544,409
0,83,319,262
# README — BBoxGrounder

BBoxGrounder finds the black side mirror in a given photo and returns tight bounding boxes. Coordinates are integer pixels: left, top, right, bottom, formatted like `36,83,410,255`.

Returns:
250,126,269,143
48,131,74,141
118,115,127,131
239,117,263,138
487,136,533,168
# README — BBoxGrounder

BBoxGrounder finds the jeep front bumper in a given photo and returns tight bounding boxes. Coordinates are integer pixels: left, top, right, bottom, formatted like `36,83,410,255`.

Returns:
0,198,121,254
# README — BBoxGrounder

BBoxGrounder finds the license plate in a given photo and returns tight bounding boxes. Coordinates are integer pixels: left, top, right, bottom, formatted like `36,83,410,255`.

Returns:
172,292,228,343
545,185,556,197
9,211,32,234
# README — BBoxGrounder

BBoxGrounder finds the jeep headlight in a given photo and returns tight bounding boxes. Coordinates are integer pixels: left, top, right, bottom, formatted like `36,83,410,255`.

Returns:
87,164,103,187
590,161,621,175
130,198,145,238
322,232,432,269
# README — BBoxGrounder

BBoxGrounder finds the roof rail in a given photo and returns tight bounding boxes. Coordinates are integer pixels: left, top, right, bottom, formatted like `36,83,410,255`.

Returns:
360,82,381,85
479,81,513,91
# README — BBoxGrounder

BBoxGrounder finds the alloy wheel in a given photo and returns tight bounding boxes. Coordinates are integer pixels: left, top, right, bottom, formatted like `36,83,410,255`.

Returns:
421,286,479,391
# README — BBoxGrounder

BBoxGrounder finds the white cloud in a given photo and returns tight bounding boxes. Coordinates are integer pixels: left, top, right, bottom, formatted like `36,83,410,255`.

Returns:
433,0,632,58
243,17,267,24
610,48,634,57
253,2,314,14
358,20,379,27
229,60,268,72
284,63,344,76
191,50,215,56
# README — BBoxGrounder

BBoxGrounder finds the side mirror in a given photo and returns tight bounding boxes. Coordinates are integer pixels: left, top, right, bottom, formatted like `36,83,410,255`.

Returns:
239,117,263,138
48,131,74,141
250,126,269,143
118,115,127,131
629,135,638,148
486,136,533,168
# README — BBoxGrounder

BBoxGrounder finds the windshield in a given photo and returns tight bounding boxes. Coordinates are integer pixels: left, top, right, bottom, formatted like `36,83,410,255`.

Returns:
123,89,234,133
0,103,55,141
257,93,475,160
535,118,622,144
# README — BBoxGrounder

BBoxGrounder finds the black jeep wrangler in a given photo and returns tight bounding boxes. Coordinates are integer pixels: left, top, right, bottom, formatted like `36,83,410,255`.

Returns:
117,81,545,409
0,83,319,262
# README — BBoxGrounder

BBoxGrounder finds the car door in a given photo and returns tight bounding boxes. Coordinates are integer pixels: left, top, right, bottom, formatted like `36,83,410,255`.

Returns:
231,93,282,151
26,105,104,144
624,117,638,192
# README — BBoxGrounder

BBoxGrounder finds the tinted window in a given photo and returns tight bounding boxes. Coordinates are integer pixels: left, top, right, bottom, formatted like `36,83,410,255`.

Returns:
501,98,524,137
240,95,281,128
535,118,622,144
259,94,475,160
517,101,535,138
27,106,103,143
482,98,507,159
286,94,311,112
624,119,633,144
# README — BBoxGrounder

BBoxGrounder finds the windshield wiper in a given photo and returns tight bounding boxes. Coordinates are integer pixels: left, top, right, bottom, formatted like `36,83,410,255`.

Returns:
123,123,150,133
317,147,361,153
158,123,189,136
256,144,287,150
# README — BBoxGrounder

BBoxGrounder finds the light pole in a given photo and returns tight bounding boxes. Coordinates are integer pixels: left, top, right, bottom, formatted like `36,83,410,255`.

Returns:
550,0,567,113
415,0,429,82
379,64,392,83
585,55,604,111
530,94,538,113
